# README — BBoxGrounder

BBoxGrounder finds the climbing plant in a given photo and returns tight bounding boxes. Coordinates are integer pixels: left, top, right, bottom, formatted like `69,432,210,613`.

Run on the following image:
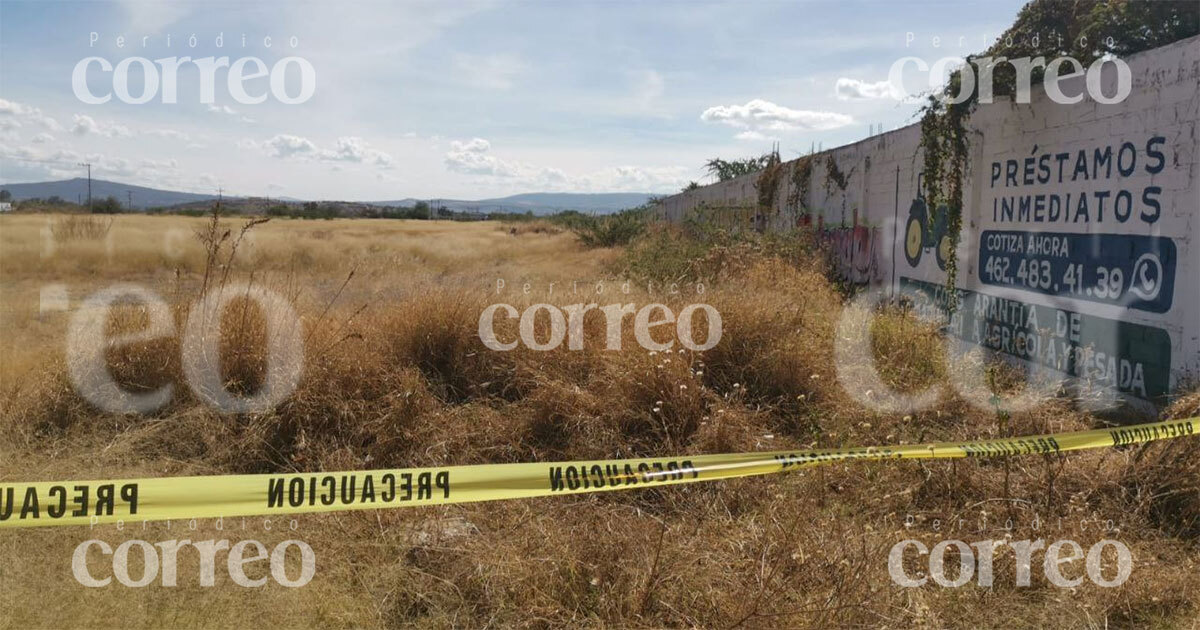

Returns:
785,155,814,215
754,148,784,212
823,155,849,193
705,153,776,182
918,93,970,315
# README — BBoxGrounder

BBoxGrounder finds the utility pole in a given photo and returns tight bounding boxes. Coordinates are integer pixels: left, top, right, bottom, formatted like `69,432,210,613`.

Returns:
78,162,92,212
126,190,133,211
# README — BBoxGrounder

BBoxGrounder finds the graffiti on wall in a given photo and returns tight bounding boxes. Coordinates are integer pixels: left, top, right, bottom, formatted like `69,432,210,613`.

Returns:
801,211,885,285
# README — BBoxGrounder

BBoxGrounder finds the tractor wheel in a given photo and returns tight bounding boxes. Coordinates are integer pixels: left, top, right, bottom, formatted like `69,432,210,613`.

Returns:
904,215,923,267
935,232,953,271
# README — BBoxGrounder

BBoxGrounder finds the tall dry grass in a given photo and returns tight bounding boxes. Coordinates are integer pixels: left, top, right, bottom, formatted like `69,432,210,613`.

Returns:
50,215,114,241
0,211,1197,628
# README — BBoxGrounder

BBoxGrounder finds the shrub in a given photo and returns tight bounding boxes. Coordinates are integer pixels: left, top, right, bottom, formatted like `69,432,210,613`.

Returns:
50,215,113,241
564,208,648,248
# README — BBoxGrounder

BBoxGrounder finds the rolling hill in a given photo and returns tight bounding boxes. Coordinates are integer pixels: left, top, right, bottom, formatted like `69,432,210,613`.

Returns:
0,178,654,214
0,178,222,209
372,192,655,214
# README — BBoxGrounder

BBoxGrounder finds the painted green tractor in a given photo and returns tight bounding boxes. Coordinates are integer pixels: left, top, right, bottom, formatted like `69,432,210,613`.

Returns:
903,173,953,271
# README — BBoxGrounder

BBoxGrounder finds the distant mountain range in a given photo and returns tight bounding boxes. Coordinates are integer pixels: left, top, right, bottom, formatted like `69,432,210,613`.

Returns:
0,178,654,214
1,178,222,209
372,193,655,215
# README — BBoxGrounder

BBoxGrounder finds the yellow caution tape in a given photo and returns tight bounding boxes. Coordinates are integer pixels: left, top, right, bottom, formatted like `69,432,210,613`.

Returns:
1,418,1195,528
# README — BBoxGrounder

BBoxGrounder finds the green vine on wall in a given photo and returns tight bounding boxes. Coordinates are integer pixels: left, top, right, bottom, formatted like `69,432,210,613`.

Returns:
824,155,848,193
785,155,814,215
918,95,970,316
754,148,784,212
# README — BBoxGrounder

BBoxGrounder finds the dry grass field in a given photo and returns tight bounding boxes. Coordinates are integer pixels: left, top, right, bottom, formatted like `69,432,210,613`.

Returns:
0,211,1197,629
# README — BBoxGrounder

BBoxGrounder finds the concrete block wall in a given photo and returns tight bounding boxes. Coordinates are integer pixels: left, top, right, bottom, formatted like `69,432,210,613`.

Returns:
654,35,1200,404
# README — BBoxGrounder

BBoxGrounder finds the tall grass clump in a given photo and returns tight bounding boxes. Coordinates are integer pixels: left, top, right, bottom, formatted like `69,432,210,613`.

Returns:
620,214,831,284
51,214,113,241
561,207,648,248
501,219,563,236
1119,390,1200,540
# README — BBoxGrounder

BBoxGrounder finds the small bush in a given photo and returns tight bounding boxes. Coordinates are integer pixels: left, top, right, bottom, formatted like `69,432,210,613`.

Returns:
51,215,113,241
565,208,647,248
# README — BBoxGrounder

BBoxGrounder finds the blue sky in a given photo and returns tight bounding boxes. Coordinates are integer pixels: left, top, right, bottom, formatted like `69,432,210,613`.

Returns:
0,0,1026,200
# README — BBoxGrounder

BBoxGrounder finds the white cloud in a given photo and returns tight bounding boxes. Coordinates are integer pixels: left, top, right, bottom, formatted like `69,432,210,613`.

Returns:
538,167,569,186
0,98,62,131
205,104,254,124
734,130,772,142
525,164,690,193
247,134,394,169
260,134,319,158
319,136,395,167
453,53,525,90
71,114,131,137
323,136,369,161
10,146,80,164
31,132,54,144
118,0,191,32
443,137,689,193
601,165,690,192
139,157,180,170
452,138,490,153
69,114,98,136
0,147,87,181
145,128,192,141
2,146,138,180
630,69,668,115
700,99,853,138
444,137,521,176
835,78,893,100
1,141,221,193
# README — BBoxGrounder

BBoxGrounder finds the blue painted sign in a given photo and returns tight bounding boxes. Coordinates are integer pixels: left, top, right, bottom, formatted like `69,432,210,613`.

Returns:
900,278,1172,401
979,231,1176,313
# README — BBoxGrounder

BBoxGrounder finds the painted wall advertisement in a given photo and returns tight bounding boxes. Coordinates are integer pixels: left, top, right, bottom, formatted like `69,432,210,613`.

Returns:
898,135,1187,404
659,41,1197,405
